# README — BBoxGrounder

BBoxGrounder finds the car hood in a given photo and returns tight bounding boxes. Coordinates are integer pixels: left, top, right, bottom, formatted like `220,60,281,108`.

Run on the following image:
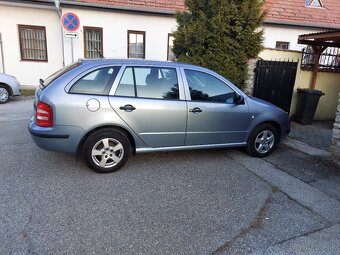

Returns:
248,96,278,108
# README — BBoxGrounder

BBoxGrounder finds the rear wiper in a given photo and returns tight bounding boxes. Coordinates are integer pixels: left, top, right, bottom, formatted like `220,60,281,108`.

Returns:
39,78,45,89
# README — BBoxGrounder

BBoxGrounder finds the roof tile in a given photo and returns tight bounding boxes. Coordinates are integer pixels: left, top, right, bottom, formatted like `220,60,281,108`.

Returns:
73,0,340,28
74,0,186,11
264,0,340,27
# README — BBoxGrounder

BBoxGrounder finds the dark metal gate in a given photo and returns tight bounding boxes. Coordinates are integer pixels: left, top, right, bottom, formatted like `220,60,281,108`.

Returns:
253,60,298,113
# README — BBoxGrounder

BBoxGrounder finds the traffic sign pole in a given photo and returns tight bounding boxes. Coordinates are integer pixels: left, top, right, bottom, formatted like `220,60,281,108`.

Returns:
61,12,80,63
71,38,74,62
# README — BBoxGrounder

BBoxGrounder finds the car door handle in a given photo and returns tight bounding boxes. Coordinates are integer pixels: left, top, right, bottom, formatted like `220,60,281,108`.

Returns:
189,107,202,113
119,104,136,112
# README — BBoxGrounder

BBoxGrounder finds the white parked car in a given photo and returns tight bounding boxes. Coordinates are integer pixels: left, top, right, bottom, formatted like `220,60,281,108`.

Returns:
0,73,21,103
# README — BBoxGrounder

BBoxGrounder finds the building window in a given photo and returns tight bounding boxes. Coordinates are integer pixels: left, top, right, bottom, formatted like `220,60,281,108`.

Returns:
167,34,175,61
276,41,290,50
18,25,47,61
84,26,103,59
305,0,323,8
128,30,145,59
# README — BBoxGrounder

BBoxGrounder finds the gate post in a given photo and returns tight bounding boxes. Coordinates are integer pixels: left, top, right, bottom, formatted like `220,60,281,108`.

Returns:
244,58,260,95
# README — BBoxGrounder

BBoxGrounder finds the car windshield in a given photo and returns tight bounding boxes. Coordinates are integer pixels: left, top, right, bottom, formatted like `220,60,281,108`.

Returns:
42,62,81,88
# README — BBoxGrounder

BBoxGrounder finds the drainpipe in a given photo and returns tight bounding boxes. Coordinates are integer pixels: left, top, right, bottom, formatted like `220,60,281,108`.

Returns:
54,0,65,67
0,33,5,73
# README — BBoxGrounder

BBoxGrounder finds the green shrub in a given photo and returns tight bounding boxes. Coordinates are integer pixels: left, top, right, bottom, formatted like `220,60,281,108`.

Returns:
173,0,266,90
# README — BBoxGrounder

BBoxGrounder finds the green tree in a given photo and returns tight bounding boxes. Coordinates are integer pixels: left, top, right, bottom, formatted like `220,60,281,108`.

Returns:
173,0,265,90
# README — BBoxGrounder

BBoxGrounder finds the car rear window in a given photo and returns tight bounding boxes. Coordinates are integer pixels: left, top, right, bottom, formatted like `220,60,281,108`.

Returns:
69,66,120,95
42,62,81,88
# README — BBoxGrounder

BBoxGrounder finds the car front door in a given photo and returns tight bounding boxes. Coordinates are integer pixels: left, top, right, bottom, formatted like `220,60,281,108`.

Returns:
109,65,187,148
183,68,251,146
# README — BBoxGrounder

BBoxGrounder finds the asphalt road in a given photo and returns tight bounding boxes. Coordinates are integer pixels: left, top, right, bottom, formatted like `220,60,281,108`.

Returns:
0,98,339,255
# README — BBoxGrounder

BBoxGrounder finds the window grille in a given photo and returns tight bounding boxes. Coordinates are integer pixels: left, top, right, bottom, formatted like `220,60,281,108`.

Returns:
18,25,47,61
275,41,289,50
84,27,103,59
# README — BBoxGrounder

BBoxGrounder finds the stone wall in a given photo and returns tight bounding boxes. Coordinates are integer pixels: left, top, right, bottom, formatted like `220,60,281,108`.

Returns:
331,93,340,166
244,58,260,95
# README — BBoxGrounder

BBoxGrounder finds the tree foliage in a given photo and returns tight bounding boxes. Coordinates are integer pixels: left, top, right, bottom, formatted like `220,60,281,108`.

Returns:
173,0,266,89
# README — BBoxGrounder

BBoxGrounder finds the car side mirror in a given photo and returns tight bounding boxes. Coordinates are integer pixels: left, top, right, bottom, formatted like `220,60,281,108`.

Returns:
235,94,245,105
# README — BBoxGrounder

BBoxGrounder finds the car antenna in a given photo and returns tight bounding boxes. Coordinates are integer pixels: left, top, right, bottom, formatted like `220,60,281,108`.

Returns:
79,29,104,59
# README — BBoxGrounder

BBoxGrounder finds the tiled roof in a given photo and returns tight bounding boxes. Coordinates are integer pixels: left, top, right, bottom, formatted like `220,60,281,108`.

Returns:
264,0,340,28
73,0,186,12
72,0,340,28
299,30,340,37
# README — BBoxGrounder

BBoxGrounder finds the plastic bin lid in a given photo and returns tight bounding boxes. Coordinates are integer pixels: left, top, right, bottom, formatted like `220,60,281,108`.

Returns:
297,88,325,95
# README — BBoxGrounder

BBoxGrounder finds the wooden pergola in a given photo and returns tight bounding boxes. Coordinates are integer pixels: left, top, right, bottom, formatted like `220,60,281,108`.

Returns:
298,30,340,89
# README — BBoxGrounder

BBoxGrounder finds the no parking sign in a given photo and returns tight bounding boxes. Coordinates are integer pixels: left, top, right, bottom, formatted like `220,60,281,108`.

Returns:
61,12,80,62
61,12,80,31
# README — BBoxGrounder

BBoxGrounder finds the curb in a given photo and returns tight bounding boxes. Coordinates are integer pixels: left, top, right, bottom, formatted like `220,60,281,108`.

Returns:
283,137,331,158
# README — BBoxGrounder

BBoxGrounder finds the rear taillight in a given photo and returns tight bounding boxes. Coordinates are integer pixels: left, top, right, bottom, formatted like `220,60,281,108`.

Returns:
36,101,53,127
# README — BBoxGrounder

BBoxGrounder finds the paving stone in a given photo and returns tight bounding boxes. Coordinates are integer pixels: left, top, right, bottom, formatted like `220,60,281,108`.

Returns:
289,121,333,152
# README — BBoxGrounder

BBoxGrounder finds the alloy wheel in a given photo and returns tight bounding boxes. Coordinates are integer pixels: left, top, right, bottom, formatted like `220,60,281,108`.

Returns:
0,88,9,103
91,138,124,168
254,130,275,154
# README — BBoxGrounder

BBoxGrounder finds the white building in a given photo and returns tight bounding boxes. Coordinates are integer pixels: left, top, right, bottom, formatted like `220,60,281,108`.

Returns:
0,0,180,85
263,0,340,51
0,0,339,86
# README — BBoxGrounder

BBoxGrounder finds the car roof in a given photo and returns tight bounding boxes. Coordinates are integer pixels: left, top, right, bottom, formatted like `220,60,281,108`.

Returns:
79,58,210,71
0,72,15,79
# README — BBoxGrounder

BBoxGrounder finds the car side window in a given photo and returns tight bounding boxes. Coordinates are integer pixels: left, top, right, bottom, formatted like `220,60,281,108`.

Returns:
70,66,120,95
115,66,179,100
184,69,236,104
115,67,135,97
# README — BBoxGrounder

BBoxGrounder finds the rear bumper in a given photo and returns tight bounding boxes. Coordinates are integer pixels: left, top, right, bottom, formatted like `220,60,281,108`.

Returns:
28,117,85,153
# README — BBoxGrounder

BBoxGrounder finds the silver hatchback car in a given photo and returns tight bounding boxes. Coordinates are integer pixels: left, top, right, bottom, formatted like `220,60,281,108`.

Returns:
0,73,21,103
29,59,290,173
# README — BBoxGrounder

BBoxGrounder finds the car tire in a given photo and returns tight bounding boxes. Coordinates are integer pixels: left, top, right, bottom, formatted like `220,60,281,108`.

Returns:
0,85,10,104
82,129,130,173
246,124,278,158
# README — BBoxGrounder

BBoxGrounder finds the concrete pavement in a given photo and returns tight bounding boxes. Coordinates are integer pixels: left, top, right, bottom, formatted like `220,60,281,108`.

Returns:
251,224,340,255
0,98,339,254
289,121,334,153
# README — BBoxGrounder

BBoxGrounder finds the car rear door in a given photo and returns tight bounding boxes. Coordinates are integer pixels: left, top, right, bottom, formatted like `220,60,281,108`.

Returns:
108,65,187,148
182,68,251,146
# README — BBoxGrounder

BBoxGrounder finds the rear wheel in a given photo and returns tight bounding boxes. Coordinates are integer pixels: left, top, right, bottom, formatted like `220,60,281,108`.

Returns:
246,124,278,157
83,129,130,173
0,85,10,104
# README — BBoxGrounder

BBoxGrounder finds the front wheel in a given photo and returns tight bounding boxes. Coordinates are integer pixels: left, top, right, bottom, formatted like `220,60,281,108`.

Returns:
246,124,278,157
83,129,130,173
0,85,10,104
